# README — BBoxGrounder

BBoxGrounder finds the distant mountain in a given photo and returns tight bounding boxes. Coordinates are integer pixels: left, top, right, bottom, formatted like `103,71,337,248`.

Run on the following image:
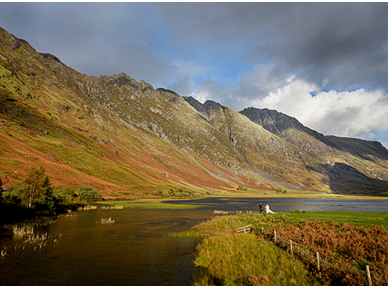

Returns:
1,27,388,196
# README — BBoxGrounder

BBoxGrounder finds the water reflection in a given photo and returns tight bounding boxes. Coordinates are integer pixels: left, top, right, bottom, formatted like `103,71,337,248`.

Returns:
1,197,387,285
0,209,213,286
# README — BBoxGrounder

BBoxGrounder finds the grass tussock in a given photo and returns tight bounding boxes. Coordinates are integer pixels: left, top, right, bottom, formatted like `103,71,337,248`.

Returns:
12,225,34,236
100,217,115,224
186,211,388,286
1,246,7,257
189,213,319,286
185,213,319,285
79,205,97,210
101,205,124,210
214,210,229,214
195,233,317,286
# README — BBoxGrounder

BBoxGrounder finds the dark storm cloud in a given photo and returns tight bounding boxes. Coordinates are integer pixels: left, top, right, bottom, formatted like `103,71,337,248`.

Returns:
0,2,178,84
1,2,388,145
156,2,388,94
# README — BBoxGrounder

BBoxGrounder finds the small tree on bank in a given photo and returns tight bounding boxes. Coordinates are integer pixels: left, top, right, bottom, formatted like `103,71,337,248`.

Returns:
78,186,102,204
20,166,53,208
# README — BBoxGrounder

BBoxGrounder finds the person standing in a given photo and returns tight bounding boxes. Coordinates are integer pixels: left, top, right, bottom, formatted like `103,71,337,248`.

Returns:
265,204,275,214
259,202,263,213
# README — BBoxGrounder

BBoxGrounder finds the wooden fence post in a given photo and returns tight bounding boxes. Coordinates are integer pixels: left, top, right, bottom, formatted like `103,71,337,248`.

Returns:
274,230,277,242
290,240,293,254
243,226,246,234
316,252,320,271
366,265,372,286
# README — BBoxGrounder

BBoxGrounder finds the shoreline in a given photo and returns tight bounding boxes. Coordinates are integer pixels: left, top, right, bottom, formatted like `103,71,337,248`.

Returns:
162,192,388,201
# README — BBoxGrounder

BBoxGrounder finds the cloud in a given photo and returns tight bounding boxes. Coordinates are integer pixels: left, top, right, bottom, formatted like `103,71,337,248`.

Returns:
0,3,181,85
184,63,290,111
2,2,388,147
156,3,388,93
250,77,388,142
186,67,388,147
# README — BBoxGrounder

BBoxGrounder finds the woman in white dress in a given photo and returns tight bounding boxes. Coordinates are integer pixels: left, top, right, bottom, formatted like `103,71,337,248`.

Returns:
265,204,275,214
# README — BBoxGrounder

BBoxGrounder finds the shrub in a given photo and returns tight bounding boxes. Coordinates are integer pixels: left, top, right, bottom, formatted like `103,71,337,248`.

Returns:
78,187,102,204
55,187,76,202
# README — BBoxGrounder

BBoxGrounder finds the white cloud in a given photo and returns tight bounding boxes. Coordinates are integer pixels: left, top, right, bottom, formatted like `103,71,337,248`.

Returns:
191,90,211,104
250,77,388,143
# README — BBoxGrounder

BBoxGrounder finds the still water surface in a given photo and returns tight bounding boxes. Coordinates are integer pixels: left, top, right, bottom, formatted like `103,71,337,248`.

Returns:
1,197,387,285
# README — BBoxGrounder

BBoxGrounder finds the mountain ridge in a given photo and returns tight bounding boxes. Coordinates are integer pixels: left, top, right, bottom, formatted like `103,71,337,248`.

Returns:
1,27,388,196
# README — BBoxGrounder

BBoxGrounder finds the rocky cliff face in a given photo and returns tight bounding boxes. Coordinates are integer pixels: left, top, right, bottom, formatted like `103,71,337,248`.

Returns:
1,27,388,196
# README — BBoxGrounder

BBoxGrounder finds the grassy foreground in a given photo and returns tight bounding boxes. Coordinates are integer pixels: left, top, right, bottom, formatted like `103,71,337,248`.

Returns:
180,211,388,285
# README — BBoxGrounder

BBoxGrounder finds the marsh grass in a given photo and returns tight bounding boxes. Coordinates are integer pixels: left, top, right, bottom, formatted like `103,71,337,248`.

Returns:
101,205,124,210
100,217,115,224
280,211,388,229
195,233,318,285
214,210,229,214
12,225,34,237
1,245,7,257
99,199,199,210
79,205,97,210
188,213,319,285
189,211,388,285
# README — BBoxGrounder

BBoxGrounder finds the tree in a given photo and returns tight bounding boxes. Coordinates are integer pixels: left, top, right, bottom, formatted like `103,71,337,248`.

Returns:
55,187,76,204
21,166,53,208
78,186,102,204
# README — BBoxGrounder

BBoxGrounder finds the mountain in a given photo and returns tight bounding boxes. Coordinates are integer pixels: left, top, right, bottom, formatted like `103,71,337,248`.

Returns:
1,27,388,197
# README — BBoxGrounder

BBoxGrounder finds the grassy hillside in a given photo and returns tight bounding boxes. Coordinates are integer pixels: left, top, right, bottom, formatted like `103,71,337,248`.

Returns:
1,27,388,197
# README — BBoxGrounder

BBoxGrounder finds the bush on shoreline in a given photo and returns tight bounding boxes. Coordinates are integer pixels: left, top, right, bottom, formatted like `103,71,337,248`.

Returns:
0,166,100,225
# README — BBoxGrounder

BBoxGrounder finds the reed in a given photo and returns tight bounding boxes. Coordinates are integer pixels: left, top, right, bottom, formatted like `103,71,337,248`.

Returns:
1,246,7,257
79,205,97,210
101,205,124,210
12,225,34,237
214,210,229,214
100,217,115,224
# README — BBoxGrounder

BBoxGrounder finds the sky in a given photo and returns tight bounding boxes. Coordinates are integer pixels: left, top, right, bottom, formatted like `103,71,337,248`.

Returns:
1,2,388,147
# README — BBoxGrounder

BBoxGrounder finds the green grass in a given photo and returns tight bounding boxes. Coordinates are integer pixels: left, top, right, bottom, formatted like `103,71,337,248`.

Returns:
195,233,319,286
272,211,388,229
181,211,388,285
186,213,320,285
98,199,200,209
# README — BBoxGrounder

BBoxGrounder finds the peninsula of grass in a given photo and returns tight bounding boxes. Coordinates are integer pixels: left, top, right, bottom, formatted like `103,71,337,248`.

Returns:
98,199,200,210
180,211,388,285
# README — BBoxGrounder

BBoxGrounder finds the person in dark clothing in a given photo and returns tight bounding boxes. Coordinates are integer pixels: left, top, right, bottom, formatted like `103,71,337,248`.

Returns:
259,202,263,213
